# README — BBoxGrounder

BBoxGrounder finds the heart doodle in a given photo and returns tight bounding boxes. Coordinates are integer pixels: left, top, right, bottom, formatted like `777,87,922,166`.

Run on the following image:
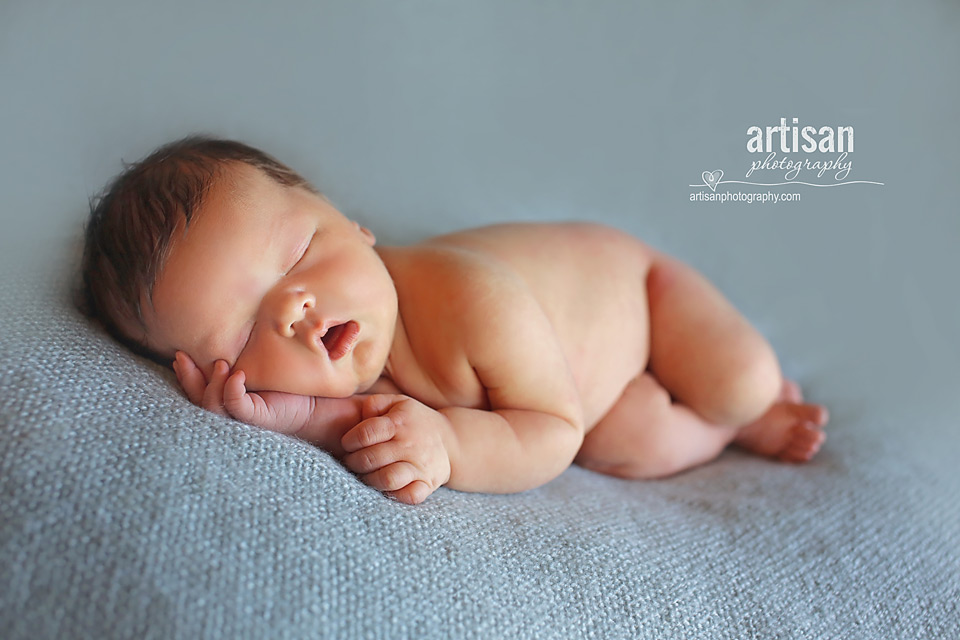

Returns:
702,170,723,192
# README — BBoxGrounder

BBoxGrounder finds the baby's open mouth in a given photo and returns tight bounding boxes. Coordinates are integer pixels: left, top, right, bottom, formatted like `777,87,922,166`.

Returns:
320,321,360,361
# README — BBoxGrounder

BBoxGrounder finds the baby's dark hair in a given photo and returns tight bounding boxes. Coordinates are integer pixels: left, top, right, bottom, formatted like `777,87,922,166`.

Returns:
79,135,322,366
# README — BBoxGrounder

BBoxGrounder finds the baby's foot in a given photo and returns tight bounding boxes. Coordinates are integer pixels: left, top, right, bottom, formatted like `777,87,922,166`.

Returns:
733,379,828,463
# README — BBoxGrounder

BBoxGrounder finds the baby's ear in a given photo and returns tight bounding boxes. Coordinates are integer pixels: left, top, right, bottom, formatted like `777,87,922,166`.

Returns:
355,222,376,246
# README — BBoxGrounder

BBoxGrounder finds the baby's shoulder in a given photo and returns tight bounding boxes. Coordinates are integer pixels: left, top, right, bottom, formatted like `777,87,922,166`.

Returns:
384,241,526,314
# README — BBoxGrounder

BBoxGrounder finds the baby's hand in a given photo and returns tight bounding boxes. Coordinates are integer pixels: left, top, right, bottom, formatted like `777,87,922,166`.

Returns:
172,351,315,436
340,395,453,505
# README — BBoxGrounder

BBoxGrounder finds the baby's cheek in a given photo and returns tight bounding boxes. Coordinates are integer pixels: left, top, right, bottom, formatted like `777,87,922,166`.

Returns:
233,349,267,391
236,344,306,394
233,330,282,387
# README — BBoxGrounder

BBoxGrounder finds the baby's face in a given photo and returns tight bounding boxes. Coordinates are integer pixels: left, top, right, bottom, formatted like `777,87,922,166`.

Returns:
141,163,398,397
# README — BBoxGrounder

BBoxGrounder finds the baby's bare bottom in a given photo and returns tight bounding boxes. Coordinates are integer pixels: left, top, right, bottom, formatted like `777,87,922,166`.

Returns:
575,251,827,479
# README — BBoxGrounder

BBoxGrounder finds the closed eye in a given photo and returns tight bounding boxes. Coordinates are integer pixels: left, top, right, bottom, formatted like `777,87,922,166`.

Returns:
286,231,316,275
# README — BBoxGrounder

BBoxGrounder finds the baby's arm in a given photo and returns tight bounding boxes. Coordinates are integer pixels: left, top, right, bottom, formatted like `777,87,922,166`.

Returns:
173,352,364,456
340,269,585,501
439,283,585,493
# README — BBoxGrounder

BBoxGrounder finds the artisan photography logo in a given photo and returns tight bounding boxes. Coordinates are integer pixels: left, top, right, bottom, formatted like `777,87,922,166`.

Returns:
690,117,884,204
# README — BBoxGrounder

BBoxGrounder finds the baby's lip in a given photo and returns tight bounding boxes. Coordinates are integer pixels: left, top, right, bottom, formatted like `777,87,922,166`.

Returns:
315,320,360,360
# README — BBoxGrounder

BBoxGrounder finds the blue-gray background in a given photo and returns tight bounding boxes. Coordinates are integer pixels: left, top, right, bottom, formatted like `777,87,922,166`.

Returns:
2,2,958,502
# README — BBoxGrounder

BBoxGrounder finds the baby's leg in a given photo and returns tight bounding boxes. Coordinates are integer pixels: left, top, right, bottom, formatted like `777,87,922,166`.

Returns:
644,249,782,428
575,373,827,479
575,372,738,479
574,248,829,479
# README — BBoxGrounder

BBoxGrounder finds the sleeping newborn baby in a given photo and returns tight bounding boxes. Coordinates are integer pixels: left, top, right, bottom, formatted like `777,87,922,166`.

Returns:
81,136,828,504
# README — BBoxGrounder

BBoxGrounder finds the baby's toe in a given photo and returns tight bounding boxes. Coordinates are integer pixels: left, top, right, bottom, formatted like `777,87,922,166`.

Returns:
790,403,829,427
806,404,829,427
781,379,803,403
779,422,825,463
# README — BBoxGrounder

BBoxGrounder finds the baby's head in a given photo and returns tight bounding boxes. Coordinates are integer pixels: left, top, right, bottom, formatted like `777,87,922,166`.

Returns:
82,136,398,397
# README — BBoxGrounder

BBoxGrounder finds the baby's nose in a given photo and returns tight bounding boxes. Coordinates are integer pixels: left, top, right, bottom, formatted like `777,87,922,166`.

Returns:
276,290,316,337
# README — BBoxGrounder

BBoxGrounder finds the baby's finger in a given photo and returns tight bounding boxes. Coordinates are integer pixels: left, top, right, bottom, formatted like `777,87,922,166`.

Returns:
174,351,207,406
361,461,419,493
341,415,397,453
360,393,408,420
342,442,401,475
201,360,230,416
387,480,434,506
223,370,254,422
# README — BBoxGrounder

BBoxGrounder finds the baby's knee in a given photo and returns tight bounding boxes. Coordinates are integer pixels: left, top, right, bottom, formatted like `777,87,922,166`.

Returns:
700,342,782,427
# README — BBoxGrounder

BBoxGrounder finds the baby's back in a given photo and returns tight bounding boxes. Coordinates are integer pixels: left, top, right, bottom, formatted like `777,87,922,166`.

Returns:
425,223,654,427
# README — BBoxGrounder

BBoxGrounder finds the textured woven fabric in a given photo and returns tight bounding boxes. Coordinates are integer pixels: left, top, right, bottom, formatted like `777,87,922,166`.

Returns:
1,261,958,640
